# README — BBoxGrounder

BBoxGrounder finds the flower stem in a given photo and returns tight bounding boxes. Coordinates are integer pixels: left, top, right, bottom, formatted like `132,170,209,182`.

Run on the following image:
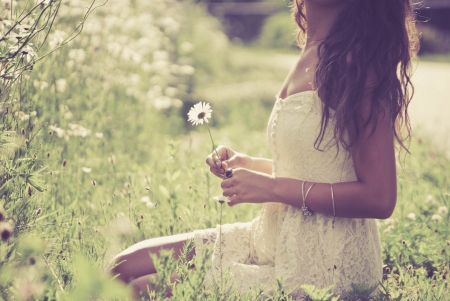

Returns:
206,123,222,174
219,202,223,292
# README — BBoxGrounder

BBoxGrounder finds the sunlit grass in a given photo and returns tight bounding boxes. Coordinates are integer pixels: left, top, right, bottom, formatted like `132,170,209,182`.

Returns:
0,0,449,299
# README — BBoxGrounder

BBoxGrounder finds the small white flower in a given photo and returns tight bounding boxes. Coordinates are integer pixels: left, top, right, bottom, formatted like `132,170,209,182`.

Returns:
425,194,435,205
49,125,66,139
140,196,155,209
145,201,156,209
384,218,395,226
179,65,195,75
56,79,67,93
140,196,151,203
180,42,194,53
431,214,442,223
187,102,212,126
407,213,416,220
49,30,66,49
213,196,230,204
81,167,92,173
438,206,448,215
95,132,104,139
384,225,395,233
15,111,30,122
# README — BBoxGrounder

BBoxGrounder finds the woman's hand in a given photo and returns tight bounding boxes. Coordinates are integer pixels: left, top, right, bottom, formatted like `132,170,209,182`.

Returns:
220,168,275,206
205,145,253,179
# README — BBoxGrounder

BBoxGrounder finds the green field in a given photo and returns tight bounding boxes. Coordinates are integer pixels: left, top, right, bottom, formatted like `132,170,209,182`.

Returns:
0,1,449,300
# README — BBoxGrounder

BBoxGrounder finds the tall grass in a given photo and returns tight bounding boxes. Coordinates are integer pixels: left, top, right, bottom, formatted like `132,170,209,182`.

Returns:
0,0,449,300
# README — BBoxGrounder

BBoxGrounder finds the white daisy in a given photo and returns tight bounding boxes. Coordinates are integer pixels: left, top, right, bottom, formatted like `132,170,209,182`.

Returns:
81,167,92,173
438,206,448,215
213,196,230,204
407,213,416,220
431,214,442,223
187,102,212,126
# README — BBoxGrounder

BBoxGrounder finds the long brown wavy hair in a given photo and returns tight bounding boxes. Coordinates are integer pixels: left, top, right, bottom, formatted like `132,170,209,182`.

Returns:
292,0,420,152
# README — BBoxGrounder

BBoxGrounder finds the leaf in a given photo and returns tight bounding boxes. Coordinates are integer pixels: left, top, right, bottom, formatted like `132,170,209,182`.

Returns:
301,284,338,301
159,185,170,200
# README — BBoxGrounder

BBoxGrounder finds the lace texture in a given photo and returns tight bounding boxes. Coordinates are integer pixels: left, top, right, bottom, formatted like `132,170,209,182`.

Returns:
193,91,383,299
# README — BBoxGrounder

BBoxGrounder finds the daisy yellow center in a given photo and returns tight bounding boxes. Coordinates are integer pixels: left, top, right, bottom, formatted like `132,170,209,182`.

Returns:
197,112,206,119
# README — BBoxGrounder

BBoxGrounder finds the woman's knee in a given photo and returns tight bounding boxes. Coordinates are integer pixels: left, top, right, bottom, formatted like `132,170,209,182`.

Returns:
109,232,195,283
109,253,133,283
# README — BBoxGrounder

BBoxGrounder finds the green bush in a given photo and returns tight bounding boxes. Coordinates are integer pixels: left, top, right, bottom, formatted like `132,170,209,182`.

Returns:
257,11,299,50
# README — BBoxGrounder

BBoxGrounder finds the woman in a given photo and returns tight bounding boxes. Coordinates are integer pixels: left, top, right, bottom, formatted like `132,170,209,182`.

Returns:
110,0,419,298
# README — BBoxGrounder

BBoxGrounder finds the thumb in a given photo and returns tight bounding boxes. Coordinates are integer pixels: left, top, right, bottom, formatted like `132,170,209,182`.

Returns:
222,155,241,169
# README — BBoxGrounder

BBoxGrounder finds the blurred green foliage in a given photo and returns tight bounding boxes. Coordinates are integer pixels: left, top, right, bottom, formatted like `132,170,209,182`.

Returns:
257,11,299,50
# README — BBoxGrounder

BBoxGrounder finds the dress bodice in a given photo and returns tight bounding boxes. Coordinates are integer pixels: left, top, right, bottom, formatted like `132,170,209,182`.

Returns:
267,90,356,183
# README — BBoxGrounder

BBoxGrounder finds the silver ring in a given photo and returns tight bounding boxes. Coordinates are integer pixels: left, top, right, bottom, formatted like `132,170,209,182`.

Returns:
225,168,233,179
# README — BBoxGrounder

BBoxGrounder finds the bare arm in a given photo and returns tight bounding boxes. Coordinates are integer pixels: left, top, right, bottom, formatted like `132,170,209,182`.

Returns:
220,99,397,219
206,146,273,176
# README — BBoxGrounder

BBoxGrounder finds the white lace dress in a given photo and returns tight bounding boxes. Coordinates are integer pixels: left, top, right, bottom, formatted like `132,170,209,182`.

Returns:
193,91,383,299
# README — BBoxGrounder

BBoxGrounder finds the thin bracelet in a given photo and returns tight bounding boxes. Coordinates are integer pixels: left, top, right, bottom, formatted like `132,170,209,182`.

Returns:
331,183,336,228
301,181,306,202
302,181,316,216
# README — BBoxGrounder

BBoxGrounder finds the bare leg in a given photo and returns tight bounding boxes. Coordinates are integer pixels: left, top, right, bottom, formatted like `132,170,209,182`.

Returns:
110,232,195,284
130,272,179,300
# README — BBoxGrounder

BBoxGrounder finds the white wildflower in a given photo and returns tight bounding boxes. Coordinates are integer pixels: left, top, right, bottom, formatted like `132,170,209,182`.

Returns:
213,196,230,204
56,79,67,93
15,111,30,122
67,123,90,137
187,102,212,125
407,213,416,220
179,65,195,75
431,214,442,223
95,132,103,139
140,196,155,209
34,81,48,90
438,206,448,215
64,111,73,120
68,49,86,63
384,225,395,233
49,30,66,49
425,194,435,205
49,125,66,139
180,42,194,53
153,96,172,110
81,167,92,173
384,218,395,226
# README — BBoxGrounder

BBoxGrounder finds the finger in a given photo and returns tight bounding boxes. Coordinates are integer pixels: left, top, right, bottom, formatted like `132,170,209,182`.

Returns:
210,153,226,172
222,155,244,170
227,195,239,207
220,178,234,189
215,145,234,161
222,186,237,197
210,167,224,178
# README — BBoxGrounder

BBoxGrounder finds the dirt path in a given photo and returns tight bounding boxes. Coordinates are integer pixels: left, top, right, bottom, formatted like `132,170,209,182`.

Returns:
409,61,450,157
275,54,450,156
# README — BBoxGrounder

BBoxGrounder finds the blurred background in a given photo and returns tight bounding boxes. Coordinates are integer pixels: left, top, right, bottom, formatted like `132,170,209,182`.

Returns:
201,0,450,156
204,0,450,53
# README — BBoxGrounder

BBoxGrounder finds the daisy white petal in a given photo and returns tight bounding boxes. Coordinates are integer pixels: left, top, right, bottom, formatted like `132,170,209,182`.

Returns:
213,196,230,204
187,102,212,126
81,167,92,173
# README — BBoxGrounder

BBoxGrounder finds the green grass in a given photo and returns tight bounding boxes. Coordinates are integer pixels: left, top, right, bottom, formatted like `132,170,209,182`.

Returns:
1,1,449,299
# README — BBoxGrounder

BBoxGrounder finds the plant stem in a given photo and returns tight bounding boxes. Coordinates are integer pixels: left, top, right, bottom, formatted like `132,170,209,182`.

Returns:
205,123,222,174
219,202,223,292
